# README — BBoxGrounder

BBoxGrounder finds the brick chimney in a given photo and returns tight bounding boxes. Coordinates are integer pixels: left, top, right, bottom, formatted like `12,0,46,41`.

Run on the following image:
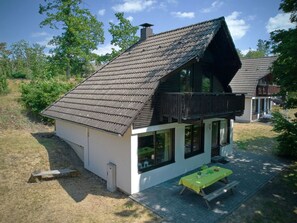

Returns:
140,23,154,40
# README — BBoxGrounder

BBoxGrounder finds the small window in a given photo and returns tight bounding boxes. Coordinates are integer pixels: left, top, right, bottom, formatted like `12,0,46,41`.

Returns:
138,129,175,172
180,68,192,92
252,99,258,114
185,124,204,158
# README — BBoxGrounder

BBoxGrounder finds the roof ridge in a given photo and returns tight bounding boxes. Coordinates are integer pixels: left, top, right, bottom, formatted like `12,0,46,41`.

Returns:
240,56,277,61
148,16,225,39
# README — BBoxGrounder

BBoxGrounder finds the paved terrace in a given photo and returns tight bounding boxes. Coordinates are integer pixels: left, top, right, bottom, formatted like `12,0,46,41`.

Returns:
131,150,288,223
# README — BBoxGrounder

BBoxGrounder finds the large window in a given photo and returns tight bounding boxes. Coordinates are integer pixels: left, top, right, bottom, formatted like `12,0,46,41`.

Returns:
185,124,204,158
138,129,175,172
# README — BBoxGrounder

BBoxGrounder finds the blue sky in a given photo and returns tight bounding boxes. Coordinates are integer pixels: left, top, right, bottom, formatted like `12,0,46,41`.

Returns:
0,0,294,55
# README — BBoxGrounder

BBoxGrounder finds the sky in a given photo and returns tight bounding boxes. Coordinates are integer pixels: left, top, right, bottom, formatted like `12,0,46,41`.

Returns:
0,0,295,55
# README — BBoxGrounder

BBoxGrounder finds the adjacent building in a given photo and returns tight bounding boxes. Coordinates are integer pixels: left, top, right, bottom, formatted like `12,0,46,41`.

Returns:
230,56,280,122
42,17,245,194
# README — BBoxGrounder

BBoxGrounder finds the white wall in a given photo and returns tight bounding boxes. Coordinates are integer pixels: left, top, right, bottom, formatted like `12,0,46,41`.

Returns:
55,119,132,194
55,119,88,165
130,118,232,194
88,127,132,194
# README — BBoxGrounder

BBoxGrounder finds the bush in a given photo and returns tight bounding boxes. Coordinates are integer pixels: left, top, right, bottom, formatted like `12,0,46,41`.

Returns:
11,72,27,79
0,74,9,95
20,78,75,120
272,111,297,158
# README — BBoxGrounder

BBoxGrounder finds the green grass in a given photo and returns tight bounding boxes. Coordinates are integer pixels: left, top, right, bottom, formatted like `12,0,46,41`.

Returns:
233,122,278,154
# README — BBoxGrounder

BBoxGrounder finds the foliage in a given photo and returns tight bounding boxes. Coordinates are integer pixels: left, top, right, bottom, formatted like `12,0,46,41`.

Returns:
10,40,48,79
270,0,297,108
238,39,271,59
0,42,11,94
97,12,139,64
39,0,104,77
272,111,297,158
11,72,27,79
20,78,75,119
0,73,9,95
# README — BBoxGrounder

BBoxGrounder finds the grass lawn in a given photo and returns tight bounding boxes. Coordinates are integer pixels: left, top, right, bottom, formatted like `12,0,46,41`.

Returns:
221,121,297,223
0,80,160,223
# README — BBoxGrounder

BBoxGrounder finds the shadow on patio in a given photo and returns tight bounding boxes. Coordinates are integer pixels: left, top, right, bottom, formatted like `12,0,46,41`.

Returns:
130,150,289,223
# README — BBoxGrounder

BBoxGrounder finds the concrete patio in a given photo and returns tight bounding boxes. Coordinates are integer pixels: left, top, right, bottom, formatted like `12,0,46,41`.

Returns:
130,150,288,223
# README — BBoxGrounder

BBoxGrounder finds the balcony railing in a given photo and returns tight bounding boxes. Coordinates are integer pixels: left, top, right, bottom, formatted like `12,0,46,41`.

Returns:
160,92,245,122
257,85,280,96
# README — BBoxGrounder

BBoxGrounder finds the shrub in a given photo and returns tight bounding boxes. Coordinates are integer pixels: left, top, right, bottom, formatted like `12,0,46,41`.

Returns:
272,111,297,158
20,78,75,120
11,72,27,79
0,73,9,95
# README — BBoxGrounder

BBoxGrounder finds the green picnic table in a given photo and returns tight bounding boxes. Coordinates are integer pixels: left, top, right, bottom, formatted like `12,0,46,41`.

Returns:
179,166,238,209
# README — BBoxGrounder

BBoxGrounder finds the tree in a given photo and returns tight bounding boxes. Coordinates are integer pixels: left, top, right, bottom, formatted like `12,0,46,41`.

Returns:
270,0,297,104
242,39,271,59
39,0,104,77
0,42,11,94
270,0,297,158
10,40,48,79
10,40,31,77
97,12,139,64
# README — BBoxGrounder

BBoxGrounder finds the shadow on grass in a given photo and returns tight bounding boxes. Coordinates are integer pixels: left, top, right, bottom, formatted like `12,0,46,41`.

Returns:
31,132,127,203
234,136,277,154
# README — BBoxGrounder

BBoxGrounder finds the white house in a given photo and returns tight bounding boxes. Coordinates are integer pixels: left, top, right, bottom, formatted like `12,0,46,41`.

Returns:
230,57,280,122
42,18,245,194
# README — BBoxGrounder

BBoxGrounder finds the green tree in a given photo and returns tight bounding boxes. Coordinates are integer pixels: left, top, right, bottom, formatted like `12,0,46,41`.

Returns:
39,0,104,77
270,0,297,105
243,39,271,59
0,42,11,94
10,40,31,77
271,0,297,158
97,12,139,64
10,40,48,79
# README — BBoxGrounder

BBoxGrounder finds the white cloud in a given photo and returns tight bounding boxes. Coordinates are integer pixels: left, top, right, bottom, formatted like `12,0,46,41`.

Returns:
98,9,106,16
266,13,295,33
225,11,250,40
112,0,156,13
241,48,255,55
126,16,134,21
171,11,195,19
31,31,49,37
93,44,120,56
201,0,223,13
37,36,55,49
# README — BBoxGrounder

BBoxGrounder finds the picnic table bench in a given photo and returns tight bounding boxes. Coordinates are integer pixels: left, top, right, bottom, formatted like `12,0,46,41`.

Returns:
179,166,239,209
28,168,79,183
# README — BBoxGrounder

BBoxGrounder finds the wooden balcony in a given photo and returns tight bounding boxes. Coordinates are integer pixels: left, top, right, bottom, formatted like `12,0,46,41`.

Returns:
160,92,245,122
256,85,280,96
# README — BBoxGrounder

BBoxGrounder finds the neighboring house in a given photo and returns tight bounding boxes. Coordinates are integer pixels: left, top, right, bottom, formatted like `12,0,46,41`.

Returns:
42,17,245,194
230,57,280,122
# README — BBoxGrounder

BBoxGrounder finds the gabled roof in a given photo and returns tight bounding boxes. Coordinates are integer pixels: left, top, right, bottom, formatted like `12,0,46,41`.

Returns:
42,17,236,136
230,56,277,97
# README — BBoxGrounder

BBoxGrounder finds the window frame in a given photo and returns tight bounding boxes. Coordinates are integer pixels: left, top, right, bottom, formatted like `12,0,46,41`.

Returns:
137,129,175,173
184,124,205,159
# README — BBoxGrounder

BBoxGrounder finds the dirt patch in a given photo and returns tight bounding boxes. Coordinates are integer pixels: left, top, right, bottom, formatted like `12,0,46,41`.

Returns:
0,130,161,223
